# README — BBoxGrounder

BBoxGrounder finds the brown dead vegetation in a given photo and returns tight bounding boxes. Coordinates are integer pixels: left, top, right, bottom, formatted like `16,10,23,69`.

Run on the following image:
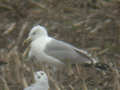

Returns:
0,0,120,90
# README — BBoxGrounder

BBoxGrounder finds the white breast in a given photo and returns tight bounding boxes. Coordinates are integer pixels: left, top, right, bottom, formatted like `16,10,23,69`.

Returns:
30,36,52,51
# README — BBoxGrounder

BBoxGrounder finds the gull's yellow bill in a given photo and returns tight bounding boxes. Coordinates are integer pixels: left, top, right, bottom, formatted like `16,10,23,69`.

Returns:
23,37,32,46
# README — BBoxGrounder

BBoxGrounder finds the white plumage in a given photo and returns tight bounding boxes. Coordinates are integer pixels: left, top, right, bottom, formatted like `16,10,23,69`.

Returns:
26,25,97,66
24,71,49,90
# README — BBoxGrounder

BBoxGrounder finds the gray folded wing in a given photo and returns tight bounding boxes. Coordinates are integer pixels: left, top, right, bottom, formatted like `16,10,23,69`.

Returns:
44,39,94,64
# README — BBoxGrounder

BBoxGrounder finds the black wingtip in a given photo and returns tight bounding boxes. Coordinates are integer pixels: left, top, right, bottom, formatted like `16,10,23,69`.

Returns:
0,61,7,66
94,63,110,71
83,62,110,71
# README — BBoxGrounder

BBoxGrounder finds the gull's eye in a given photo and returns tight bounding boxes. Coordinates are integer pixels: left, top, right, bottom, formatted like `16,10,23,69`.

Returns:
41,72,44,75
37,75,41,79
32,32,36,35
32,31,37,35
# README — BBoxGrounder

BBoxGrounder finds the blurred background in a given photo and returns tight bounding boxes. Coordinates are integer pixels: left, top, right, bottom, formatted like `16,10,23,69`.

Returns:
0,0,120,90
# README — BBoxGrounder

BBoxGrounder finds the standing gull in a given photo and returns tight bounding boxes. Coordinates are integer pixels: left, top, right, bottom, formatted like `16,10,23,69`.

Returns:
24,25,97,66
24,71,49,90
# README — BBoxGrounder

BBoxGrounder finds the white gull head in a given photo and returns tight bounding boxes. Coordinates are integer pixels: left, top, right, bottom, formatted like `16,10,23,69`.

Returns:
24,71,49,90
28,25,48,41
34,71,49,87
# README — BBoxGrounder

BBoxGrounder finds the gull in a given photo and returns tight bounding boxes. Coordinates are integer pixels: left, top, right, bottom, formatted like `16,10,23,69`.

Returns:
24,25,97,67
24,71,49,90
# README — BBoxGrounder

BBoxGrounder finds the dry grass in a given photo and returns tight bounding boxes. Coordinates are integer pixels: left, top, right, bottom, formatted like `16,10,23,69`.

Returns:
0,0,120,90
